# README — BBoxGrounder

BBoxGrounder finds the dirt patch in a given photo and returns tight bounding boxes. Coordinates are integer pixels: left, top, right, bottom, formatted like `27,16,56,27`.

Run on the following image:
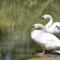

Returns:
29,54,60,60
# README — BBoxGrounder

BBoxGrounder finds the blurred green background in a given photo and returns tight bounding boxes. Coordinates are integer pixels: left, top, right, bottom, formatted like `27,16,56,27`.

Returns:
0,0,60,60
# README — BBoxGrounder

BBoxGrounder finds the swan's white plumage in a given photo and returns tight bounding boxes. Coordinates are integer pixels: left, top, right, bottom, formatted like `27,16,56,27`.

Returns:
31,24,60,51
41,15,60,34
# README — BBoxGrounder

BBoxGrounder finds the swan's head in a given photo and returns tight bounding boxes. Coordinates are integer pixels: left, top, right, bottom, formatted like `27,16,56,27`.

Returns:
41,14,52,20
32,23,44,31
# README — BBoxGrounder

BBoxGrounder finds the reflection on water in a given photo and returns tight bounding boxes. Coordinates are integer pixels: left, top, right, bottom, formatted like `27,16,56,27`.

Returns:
5,53,12,60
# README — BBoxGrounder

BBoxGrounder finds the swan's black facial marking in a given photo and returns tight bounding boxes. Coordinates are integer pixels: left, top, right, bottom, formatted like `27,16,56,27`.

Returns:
41,16,49,20
41,17,44,19
32,24,44,31
32,25,35,29
35,27,42,30
41,15,52,20
32,25,42,31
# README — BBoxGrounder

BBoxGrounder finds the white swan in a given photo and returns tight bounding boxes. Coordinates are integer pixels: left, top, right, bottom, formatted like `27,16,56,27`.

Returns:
41,15,60,34
31,23,60,54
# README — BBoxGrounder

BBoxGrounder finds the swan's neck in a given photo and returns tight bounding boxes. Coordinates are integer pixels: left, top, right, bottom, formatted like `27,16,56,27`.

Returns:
45,17,53,29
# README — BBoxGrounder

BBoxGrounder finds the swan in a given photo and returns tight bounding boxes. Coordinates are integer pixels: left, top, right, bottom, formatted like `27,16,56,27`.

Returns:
31,23,60,55
41,15,60,34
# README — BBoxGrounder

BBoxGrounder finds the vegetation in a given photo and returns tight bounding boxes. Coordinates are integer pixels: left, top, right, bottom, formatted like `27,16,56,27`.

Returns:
0,0,60,60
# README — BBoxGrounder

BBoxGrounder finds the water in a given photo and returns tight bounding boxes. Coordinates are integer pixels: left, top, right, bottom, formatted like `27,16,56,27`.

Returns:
5,53,12,60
